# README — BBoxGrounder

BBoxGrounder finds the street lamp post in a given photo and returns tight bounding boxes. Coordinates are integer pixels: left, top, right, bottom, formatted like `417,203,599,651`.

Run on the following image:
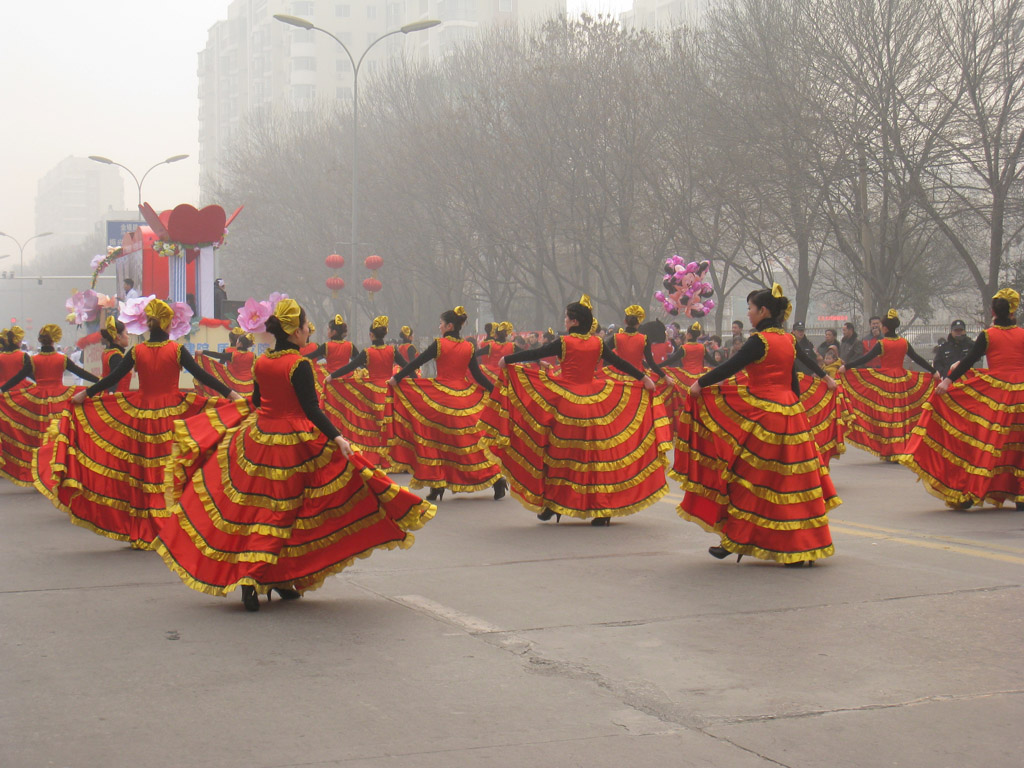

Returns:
0,231,53,323
273,14,440,322
87,154,190,218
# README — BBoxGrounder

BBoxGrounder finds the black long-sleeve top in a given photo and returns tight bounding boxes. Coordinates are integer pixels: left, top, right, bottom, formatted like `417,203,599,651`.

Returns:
605,331,666,377
201,349,232,362
502,335,647,380
85,330,232,397
945,323,1018,382
844,335,935,374
1,347,100,391
253,341,340,440
392,332,493,390
329,343,394,378
697,323,827,397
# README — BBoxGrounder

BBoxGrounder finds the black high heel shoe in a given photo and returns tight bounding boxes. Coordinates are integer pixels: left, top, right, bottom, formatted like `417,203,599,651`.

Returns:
784,560,815,568
493,478,508,501
591,516,611,526
537,508,561,523
268,587,301,602
241,585,260,612
708,546,742,563
425,487,445,502
1016,501,1024,511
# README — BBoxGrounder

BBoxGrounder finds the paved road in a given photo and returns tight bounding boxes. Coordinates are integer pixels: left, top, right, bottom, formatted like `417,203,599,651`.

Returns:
2,450,1022,767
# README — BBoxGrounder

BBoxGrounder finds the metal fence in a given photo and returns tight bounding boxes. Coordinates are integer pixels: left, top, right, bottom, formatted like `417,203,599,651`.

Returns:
801,323,986,353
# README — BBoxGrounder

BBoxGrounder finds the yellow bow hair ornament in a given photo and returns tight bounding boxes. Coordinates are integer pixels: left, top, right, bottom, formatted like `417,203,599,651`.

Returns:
547,327,554,336
308,322,316,333
590,318,599,333
783,301,793,322
229,326,245,337
625,305,646,322
771,283,784,299
401,325,412,337
498,321,514,333
579,294,593,310
887,308,899,320
40,323,63,343
145,299,174,332
994,288,1020,315
0,328,7,340
274,298,302,335
691,321,702,333
333,314,345,326
9,326,25,345
372,315,389,329
245,333,255,343
105,315,118,338
453,306,467,318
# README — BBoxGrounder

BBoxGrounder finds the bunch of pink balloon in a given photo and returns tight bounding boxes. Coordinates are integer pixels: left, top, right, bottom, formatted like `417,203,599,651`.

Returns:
653,256,715,318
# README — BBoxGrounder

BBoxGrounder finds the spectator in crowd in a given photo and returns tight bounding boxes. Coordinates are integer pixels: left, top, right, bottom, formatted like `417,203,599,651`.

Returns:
817,328,838,358
707,335,726,364
862,315,883,367
213,278,228,319
838,322,860,362
793,321,816,374
932,319,973,378
731,320,744,344
822,345,841,376
123,278,140,301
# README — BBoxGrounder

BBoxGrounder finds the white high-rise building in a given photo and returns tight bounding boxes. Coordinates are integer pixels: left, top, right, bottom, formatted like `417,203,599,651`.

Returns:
199,0,567,195
621,0,708,30
34,156,124,263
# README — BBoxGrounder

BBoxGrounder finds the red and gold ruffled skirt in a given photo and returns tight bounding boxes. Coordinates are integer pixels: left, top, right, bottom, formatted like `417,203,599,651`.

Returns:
34,391,222,549
898,369,1024,507
0,384,79,486
483,366,671,519
194,355,255,396
153,401,435,597
389,378,501,492
322,373,392,469
797,373,847,467
676,383,837,563
840,369,933,458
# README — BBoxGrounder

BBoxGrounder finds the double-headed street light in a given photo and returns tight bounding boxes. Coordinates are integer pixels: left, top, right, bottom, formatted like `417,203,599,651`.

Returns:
0,231,53,322
273,13,440,320
88,154,190,216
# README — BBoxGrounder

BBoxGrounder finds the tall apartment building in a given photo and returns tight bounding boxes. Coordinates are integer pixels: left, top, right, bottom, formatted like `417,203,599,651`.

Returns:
199,0,565,196
621,0,708,30
34,156,124,262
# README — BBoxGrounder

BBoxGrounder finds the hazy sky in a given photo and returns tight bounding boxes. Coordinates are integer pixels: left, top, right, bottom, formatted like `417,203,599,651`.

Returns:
0,0,628,260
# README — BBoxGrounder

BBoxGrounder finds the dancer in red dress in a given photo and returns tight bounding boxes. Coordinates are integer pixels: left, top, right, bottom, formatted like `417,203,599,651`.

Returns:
0,327,30,391
662,322,708,383
397,325,418,370
475,322,516,383
838,309,935,460
321,315,396,468
605,306,666,379
0,324,98,486
34,299,238,549
899,289,1024,510
198,332,256,396
99,316,133,393
678,285,838,566
388,306,505,501
486,295,668,525
305,315,358,372
154,299,435,611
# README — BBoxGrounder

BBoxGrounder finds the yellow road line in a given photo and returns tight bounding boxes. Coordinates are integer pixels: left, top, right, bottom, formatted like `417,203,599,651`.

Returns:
831,518,1024,556
829,525,1024,566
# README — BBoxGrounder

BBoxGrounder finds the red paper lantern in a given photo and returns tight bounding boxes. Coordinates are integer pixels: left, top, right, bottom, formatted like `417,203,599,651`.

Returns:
364,254,383,271
326,276,345,292
362,277,383,293
325,253,345,269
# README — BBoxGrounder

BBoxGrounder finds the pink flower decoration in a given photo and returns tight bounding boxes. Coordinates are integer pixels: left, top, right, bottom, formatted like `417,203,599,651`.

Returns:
238,297,272,333
267,291,289,306
65,289,101,324
119,295,157,335
90,254,105,271
168,302,194,340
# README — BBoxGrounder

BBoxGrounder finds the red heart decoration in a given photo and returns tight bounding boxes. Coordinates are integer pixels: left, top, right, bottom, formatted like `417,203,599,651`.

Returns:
166,204,227,246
